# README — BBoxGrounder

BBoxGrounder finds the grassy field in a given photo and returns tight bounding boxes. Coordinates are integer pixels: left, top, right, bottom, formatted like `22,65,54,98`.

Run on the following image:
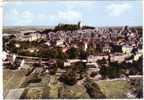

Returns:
3,69,26,97
4,68,142,99
96,80,131,98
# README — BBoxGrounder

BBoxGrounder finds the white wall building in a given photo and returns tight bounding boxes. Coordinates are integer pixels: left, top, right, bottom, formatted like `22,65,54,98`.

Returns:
122,45,133,54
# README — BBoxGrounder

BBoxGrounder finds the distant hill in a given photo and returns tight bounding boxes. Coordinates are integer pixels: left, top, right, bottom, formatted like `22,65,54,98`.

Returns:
3,25,142,34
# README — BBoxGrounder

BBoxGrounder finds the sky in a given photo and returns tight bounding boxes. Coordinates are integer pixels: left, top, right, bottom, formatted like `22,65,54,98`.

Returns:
3,0,143,26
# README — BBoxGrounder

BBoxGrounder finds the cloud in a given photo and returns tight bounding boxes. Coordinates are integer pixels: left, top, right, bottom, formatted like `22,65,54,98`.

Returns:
56,10,82,23
5,1,23,5
21,11,34,19
106,3,132,16
10,9,19,16
5,8,82,25
13,1,23,5
17,11,34,25
37,10,82,24
37,14,48,20
5,9,34,25
61,1,96,10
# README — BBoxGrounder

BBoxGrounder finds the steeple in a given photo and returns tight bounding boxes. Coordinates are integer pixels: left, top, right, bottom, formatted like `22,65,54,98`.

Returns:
78,21,81,29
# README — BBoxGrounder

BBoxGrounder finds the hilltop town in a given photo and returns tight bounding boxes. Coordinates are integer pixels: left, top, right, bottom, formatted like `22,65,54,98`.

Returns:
3,22,143,99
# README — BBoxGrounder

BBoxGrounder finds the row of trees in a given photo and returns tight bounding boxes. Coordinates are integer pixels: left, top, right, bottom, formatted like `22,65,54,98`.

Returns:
55,24,80,31
7,40,89,59
59,62,88,85
97,55,143,79
7,39,132,60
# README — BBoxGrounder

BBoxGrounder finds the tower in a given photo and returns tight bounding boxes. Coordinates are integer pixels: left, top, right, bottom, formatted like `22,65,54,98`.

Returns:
78,21,81,29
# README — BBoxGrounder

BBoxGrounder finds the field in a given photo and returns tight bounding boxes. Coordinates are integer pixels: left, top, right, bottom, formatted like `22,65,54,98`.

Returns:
3,69,26,97
4,68,142,99
96,80,131,98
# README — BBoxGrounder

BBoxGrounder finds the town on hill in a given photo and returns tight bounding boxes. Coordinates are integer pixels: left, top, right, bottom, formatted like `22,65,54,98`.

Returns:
3,22,143,99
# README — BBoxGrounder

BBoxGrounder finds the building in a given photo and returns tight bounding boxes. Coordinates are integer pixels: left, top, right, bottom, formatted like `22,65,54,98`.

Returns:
16,31,46,41
122,45,133,54
102,45,111,53
87,55,108,63
56,39,65,47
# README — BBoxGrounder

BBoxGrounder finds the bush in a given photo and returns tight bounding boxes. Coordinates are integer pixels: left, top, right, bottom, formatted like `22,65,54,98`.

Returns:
66,47,79,59
59,69,78,85
59,62,88,85
57,59,64,69
49,67,58,75
84,78,106,98
99,61,125,79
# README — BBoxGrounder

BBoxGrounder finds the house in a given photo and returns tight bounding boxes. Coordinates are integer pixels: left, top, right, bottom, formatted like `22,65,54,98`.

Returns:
16,31,46,41
32,67,44,75
3,33,12,37
102,45,111,53
122,45,133,54
87,68,101,80
56,68,66,76
2,51,8,61
87,55,108,62
84,42,88,51
44,59,57,69
30,32,41,41
56,39,65,47
64,62,71,67
15,30,35,41
86,62,99,68
67,59,82,63
87,67,98,74
110,53,129,63
29,32,46,41
62,47,68,53
44,41,51,46
3,33,15,40
134,53,142,61
18,62,32,71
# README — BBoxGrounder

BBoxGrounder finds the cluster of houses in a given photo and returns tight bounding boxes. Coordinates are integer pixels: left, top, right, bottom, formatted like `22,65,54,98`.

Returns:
3,24,143,99
3,23,142,57
3,24,143,76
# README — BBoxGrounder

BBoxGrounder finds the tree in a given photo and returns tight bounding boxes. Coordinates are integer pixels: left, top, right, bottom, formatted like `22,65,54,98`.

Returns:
57,59,64,69
59,69,78,85
32,63,42,68
84,78,106,98
97,58,107,66
87,47,96,55
99,60,125,79
108,62,122,78
127,56,143,75
48,48,58,58
56,48,66,59
49,66,57,75
66,47,79,59
55,24,79,31
79,49,88,59
46,61,58,75
99,65,108,79
59,61,87,85
72,62,87,76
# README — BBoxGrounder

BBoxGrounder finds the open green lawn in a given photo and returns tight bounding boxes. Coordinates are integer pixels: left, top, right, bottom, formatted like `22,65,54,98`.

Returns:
96,80,131,98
